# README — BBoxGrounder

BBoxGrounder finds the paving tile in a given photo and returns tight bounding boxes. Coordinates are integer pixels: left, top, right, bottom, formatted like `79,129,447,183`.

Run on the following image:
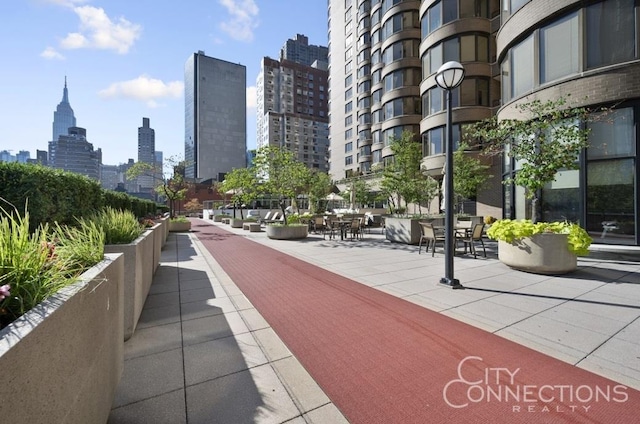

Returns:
185,364,300,424
180,296,237,321
304,403,351,424
496,314,613,360
252,328,292,362
108,389,186,424
271,356,331,413
239,307,270,331
183,332,268,386
136,303,181,329
181,311,250,346
143,292,180,309
179,286,219,304
124,322,182,360
112,348,184,408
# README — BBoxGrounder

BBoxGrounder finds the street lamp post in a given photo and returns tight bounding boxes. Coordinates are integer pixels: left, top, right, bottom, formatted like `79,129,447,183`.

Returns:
435,61,465,289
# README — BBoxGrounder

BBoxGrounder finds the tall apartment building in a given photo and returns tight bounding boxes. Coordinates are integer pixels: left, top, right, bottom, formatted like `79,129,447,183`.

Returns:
184,51,247,182
137,117,155,191
48,127,102,181
281,34,330,67
329,0,639,245
256,55,330,171
52,77,77,143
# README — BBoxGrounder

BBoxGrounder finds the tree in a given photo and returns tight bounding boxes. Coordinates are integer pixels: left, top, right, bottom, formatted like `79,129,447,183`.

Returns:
253,145,309,225
305,170,333,214
381,130,437,215
453,143,491,213
126,156,189,218
184,198,203,215
219,167,259,219
471,97,594,223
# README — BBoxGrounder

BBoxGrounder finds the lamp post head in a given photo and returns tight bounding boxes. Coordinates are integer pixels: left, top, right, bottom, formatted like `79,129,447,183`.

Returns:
435,61,465,90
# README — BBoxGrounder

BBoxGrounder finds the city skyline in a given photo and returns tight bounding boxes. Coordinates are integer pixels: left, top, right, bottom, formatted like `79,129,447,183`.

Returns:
1,0,328,166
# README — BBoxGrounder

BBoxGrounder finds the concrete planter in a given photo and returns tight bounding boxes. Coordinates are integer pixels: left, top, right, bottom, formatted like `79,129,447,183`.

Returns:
169,220,191,232
498,233,577,274
385,217,422,245
266,224,309,240
150,222,163,273
104,230,155,340
229,218,245,228
157,216,169,247
213,215,229,222
0,253,125,424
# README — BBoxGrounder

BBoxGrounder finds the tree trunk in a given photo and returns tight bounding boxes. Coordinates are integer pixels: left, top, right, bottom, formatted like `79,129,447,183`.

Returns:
531,197,540,224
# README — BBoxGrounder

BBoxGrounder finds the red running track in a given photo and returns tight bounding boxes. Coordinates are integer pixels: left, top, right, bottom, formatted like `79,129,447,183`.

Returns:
192,221,640,424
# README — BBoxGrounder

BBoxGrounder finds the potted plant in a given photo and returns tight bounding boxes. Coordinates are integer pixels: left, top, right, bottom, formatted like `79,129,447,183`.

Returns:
380,131,440,244
169,215,191,232
487,219,592,274
87,207,152,340
254,146,310,240
0,205,124,423
470,97,602,271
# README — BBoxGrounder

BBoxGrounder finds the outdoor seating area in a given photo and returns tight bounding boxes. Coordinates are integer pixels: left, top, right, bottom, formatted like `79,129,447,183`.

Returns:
421,219,487,258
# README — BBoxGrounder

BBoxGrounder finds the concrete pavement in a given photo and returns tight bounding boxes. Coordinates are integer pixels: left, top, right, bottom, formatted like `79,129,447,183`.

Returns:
109,218,640,423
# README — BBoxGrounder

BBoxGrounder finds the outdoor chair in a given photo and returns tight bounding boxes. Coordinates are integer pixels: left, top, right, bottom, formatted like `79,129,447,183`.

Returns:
418,222,445,256
458,223,487,258
350,218,363,240
313,216,327,236
258,211,273,226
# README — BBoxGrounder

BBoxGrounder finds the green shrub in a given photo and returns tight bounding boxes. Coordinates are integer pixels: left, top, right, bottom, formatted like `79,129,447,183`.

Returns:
86,207,145,245
486,219,592,256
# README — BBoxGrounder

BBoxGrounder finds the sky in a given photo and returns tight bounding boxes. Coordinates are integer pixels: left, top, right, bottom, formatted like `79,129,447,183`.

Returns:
0,0,328,166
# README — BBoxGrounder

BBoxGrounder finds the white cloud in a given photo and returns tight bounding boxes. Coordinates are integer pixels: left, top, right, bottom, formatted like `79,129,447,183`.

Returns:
59,6,142,54
40,46,65,60
218,0,259,42
41,0,89,7
98,75,183,107
246,86,257,109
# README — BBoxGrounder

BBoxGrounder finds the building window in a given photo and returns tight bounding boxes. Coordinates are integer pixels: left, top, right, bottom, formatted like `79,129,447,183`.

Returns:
345,155,353,165
510,34,534,98
345,128,353,139
345,101,353,113
345,142,353,152
540,12,578,83
586,0,636,69
345,115,353,125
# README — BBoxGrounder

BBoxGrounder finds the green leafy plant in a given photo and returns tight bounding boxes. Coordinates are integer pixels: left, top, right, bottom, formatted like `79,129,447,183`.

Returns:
470,97,602,222
486,219,592,255
85,207,145,245
170,216,189,223
0,204,104,329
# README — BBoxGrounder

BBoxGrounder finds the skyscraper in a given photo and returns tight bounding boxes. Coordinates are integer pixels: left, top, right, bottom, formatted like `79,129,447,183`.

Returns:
326,0,640,245
280,34,329,67
184,51,247,182
137,117,155,192
256,53,329,171
48,127,102,181
52,77,77,142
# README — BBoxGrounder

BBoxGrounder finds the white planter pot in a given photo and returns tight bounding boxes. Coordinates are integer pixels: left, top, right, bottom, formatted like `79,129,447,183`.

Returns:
266,224,309,240
385,217,422,245
498,233,577,274
169,220,191,232
104,230,155,341
0,253,125,424
150,222,163,273
230,218,245,228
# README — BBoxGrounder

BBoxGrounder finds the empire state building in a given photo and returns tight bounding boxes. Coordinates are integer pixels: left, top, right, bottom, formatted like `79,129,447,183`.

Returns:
52,77,76,142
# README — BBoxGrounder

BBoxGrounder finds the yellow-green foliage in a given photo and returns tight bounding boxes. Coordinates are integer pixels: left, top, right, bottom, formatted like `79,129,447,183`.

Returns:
487,219,592,256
